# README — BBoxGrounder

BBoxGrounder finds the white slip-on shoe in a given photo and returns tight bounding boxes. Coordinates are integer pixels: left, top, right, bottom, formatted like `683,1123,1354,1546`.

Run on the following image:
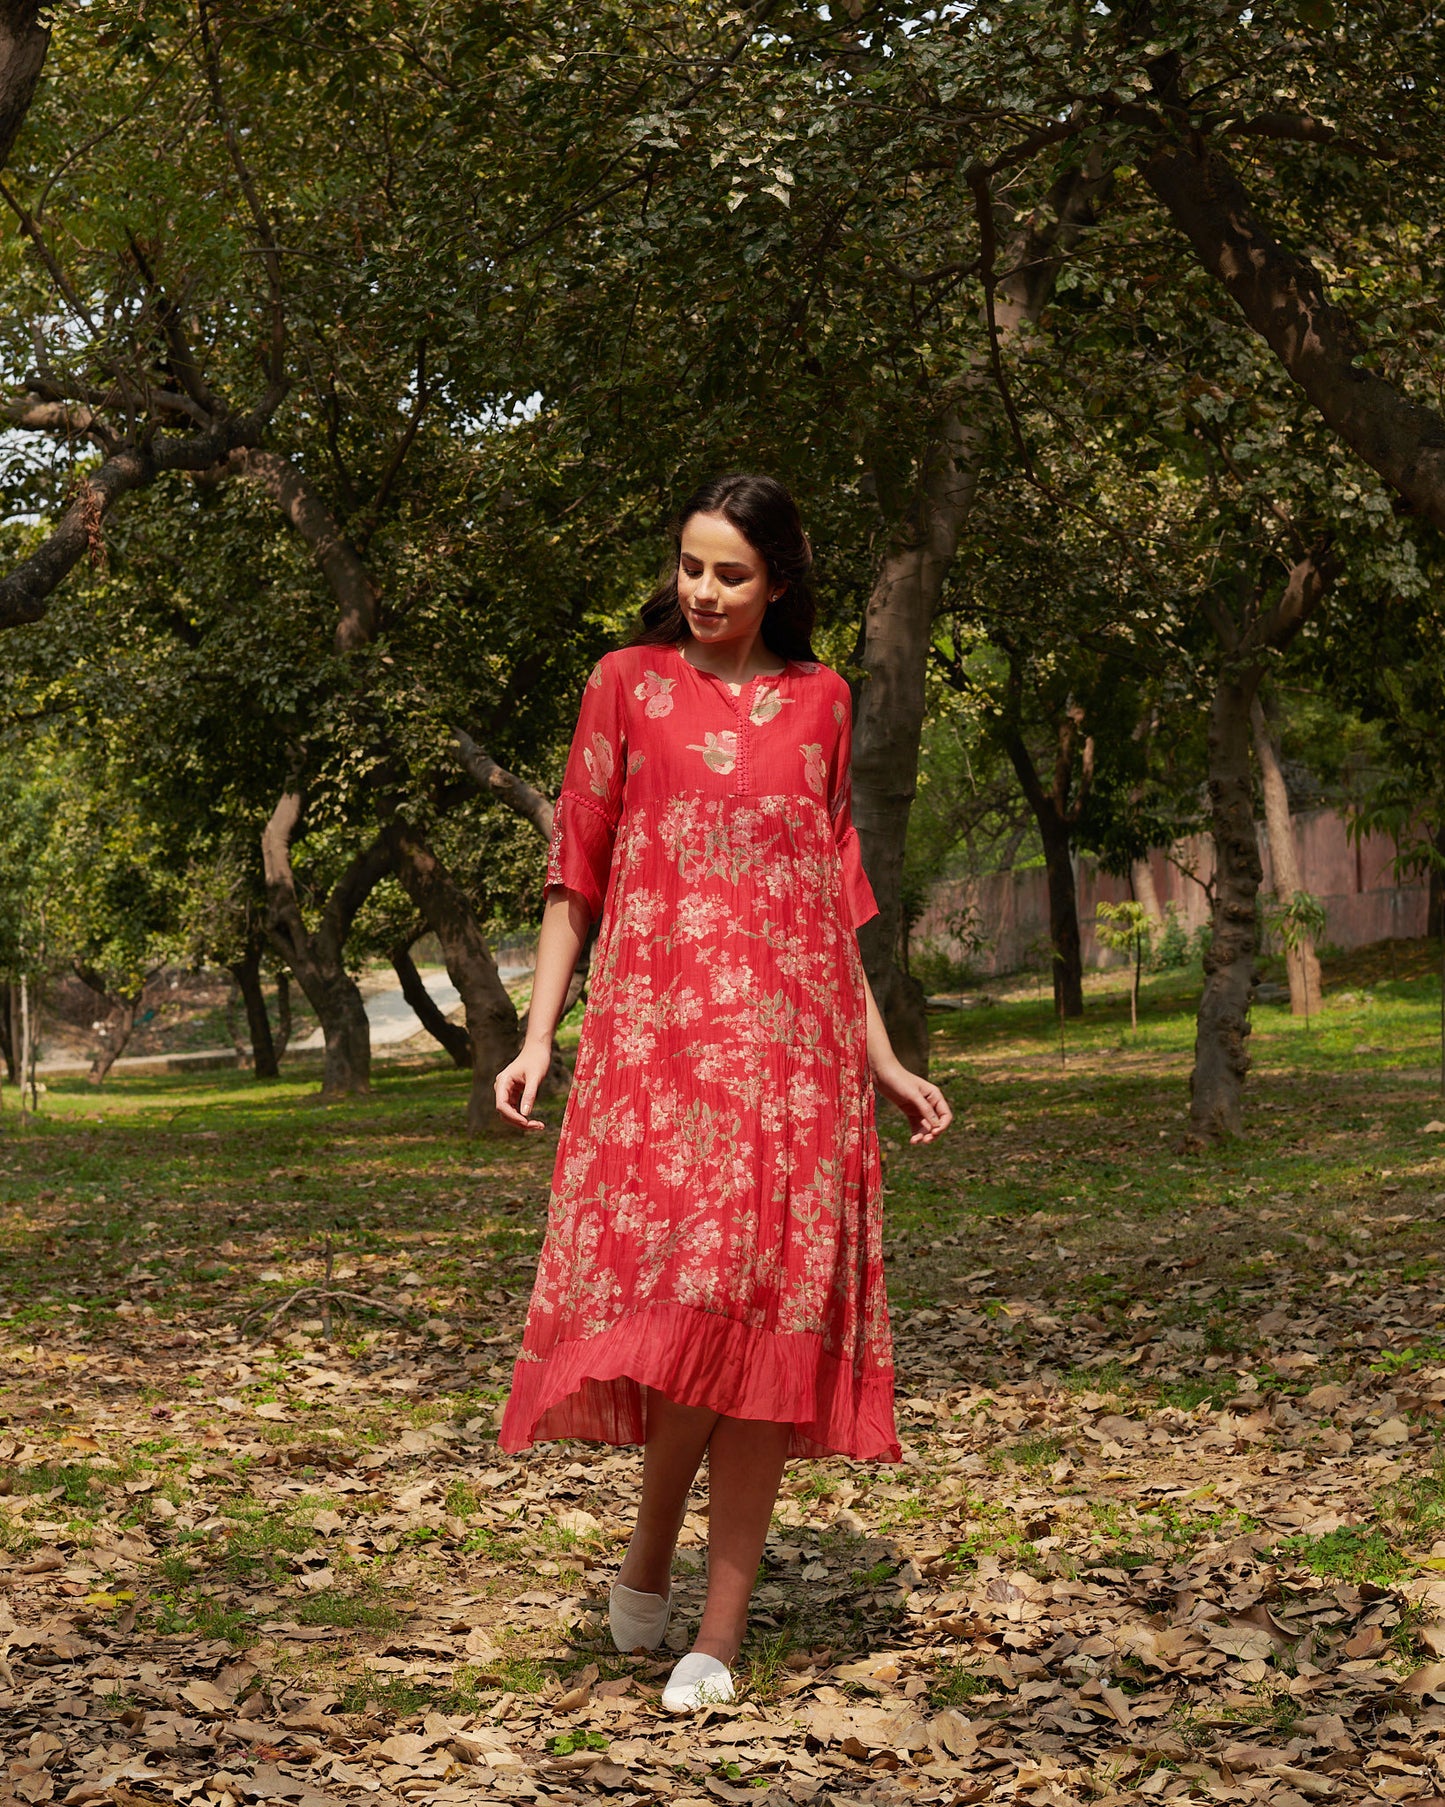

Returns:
661,1651,734,1713
608,1582,672,1653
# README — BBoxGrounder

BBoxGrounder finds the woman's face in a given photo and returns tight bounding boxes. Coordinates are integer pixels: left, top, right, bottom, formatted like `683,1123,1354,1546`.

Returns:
677,511,776,647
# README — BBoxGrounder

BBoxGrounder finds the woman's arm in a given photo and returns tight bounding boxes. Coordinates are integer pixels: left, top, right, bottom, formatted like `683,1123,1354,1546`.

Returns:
861,970,953,1145
494,890,591,1130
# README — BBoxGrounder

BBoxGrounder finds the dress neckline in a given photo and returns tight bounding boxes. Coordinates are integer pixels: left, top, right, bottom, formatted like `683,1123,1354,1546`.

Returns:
673,642,790,696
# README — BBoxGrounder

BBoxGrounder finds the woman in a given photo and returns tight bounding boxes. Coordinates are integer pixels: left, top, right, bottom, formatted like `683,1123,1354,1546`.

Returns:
495,473,951,1711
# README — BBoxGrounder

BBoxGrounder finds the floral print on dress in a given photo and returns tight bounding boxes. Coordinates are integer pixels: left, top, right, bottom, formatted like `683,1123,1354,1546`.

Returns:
749,684,792,726
584,731,615,799
634,668,678,718
502,644,893,1465
687,729,738,774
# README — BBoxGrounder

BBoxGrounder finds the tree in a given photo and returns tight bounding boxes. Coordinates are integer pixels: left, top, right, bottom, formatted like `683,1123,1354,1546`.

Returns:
1095,900,1151,1031
1251,692,1324,1018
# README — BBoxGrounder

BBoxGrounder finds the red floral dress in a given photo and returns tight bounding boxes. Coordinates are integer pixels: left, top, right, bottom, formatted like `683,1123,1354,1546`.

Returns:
498,643,899,1462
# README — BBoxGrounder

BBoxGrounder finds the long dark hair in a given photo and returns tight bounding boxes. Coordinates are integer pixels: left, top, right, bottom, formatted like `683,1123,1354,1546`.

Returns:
633,472,817,661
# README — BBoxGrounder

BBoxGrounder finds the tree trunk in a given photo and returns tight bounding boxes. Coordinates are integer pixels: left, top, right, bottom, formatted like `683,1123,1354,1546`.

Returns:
998,698,1091,1020
852,159,1113,1073
228,936,280,1079
1189,671,1264,1142
1250,695,1323,1018
0,982,15,1083
1428,824,1445,942
273,969,292,1060
384,820,520,1134
392,933,472,1069
1039,817,1085,1019
261,793,389,1099
75,966,149,1087
0,6,49,173
853,419,972,1075
1131,856,1163,925
18,972,34,1112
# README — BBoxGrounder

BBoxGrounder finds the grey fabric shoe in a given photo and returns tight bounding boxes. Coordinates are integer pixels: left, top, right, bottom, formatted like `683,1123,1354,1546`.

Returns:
608,1581,672,1653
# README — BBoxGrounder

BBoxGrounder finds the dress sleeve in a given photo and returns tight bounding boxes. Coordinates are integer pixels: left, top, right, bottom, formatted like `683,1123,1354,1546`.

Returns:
829,681,879,931
544,658,628,921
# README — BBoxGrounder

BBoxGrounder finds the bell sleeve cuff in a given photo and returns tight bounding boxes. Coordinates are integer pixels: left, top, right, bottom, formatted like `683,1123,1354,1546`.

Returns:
837,824,879,930
544,792,617,922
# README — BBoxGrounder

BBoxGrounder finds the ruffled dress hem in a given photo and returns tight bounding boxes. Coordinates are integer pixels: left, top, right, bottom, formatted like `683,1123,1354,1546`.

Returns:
498,1300,901,1464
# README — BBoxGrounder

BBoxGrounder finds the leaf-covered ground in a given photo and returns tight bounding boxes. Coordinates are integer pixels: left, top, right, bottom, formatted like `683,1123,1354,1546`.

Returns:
3,944,1445,1807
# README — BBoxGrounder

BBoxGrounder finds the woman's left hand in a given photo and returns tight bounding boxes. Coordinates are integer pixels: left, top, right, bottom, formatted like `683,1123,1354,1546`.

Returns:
873,1063,953,1144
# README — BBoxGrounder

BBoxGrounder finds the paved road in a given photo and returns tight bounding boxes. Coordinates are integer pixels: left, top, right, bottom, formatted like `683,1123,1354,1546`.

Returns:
37,968,467,1075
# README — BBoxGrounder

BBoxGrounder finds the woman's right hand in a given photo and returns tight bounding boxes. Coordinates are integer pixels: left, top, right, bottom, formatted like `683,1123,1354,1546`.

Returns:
494,1039,555,1130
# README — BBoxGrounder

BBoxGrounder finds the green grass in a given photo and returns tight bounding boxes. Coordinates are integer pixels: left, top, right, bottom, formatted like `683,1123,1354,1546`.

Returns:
294,1587,402,1631
1008,1432,1065,1471
214,1503,316,1583
1156,1375,1239,1411
151,1593,256,1644
0,1460,112,1507
740,1626,799,1702
881,941,1445,1249
930,1662,997,1708
1388,1456,1445,1547
1087,1546,1155,1572
1275,1526,1410,1586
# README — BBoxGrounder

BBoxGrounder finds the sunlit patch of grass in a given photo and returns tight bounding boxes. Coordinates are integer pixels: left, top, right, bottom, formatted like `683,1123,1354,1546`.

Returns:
1062,1362,1133,1397
445,1479,480,1517
494,1654,549,1694
1008,1432,1064,1471
214,1502,314,1583
0,1459,110,1508
0,1512,37,1556
929,1662,997,1708
1386,1455,1445,1546
1275,1526,1409,1586
294,1587,401,1631
151,1593,255,1645
944,1520,1035,1575
339,1670,445,1717
1155,1375,1238,1411
739,1626,797,1703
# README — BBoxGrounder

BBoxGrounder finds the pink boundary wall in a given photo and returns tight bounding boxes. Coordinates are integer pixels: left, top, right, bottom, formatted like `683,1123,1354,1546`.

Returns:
912,809,1429,979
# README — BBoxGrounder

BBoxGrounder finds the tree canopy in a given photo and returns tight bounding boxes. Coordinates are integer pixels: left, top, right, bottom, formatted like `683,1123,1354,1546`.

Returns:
3,0,1444,1138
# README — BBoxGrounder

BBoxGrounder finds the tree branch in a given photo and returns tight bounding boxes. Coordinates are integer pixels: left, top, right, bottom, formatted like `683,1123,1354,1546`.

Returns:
125,227,225,418
229,448,379,652
1255,542,1340,653
198,0,285,384
259,790,307,966
0,380,287,632
453,729,555,841
354,340,429,555
1141,135,1445,533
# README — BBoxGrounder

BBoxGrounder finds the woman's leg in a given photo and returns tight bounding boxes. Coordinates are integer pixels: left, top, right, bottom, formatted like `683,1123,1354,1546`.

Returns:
692,1415,791,1665
616,1390,719,1596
